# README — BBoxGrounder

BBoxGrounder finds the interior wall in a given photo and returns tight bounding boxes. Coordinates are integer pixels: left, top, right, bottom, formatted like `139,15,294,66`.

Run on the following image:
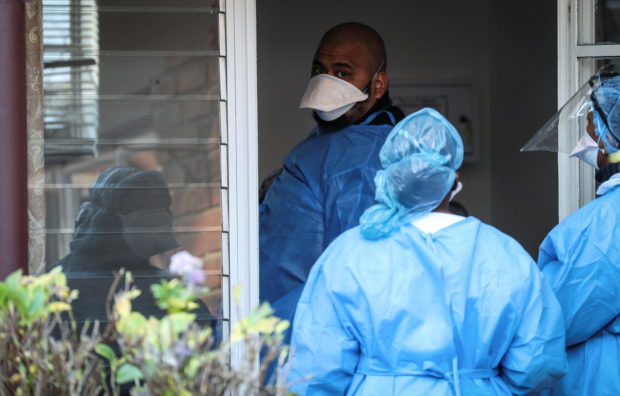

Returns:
258,0,493,222
257,0,559,256
488,1,558,257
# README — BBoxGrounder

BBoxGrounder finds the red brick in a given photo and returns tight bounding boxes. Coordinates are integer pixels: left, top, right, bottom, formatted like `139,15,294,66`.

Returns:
185,231,222,257
202,252,222,273
150,74,177,95
177,61,207,94
209,187,221,206
183,101,210,121
171,189,220,217
175,207,222,229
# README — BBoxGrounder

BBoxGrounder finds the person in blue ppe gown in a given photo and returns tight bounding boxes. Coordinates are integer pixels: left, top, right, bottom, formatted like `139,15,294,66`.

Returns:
260,22,405,330
537,74,620,396
289,108,567,396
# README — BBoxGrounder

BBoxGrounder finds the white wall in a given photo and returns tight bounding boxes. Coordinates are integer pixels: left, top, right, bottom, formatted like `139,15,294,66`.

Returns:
257,0,558,255
488,0,558,256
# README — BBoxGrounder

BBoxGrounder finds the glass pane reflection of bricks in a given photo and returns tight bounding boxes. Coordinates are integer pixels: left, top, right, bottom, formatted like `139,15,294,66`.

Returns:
30,0,227,326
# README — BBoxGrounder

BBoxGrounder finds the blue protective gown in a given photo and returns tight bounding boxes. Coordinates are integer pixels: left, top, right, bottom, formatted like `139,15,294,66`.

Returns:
537,184,620,396
260,109,398,320
290,217,567,396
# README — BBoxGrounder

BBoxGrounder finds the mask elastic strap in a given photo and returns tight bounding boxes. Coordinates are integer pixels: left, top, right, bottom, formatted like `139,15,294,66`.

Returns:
597,135,606,153
362,59,385,95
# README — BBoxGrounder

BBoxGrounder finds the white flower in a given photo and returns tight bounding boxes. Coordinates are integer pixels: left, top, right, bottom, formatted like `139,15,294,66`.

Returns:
169,251,202,277
186,269,206,286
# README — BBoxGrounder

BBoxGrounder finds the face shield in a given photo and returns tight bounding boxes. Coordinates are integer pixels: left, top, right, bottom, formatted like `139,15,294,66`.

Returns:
521,65,620,154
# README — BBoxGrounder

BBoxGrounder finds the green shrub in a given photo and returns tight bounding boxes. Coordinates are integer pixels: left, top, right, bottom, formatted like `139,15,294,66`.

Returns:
0,253,298,396
0,268,103,395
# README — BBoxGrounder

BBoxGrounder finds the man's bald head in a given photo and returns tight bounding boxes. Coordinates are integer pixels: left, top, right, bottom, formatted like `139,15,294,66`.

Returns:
318,22,387,73
310,22,389,127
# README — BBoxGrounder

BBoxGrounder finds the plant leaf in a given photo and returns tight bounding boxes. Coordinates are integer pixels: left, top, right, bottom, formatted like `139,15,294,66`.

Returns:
115,363,143,384
115,296,132,317
48,301,71,313
274,319,290,334
162,312,195,334
4,271,22,291
95,343,117,362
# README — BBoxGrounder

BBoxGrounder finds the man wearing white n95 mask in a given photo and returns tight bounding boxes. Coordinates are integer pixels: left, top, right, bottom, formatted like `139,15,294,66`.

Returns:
259,22,404,334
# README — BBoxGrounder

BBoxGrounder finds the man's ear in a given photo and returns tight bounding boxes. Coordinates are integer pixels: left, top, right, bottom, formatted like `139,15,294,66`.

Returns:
373,72,388,100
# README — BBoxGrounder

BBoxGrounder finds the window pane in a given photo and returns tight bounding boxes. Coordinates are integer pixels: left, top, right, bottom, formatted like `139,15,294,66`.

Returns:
43,6,219,51
39,185,222,230
43,53,221,96
97,0,219,9
593,57,620,70
581,0,620,44
63,272,224,341
29,0,228,326
40,98,221,142
39,142,221,183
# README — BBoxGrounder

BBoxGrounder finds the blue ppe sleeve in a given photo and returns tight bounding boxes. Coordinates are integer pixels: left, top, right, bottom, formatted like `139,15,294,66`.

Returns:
499,263,568,394
539,234,620,346
289,263,360,395
259,161,324,305
270,284,304,346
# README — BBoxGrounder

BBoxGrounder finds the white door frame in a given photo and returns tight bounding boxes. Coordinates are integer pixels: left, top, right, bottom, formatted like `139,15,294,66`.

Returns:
558,0,620,219
224,0,259,368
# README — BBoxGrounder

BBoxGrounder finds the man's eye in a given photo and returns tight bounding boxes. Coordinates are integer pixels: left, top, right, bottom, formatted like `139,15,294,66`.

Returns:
336,71,348,78
312,66,325,76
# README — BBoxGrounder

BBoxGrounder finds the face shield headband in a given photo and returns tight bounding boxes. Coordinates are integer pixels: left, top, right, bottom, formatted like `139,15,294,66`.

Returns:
590,90,620,153
521,64,620,154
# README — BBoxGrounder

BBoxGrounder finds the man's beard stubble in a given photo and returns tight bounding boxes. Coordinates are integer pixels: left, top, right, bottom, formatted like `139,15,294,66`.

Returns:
312,100,370,130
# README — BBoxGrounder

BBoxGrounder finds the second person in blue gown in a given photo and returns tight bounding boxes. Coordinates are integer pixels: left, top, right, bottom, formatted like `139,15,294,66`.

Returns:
289,108,567,395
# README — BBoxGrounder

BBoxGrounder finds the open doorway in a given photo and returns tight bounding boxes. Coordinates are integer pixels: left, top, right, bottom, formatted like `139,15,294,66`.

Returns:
257,0,558,257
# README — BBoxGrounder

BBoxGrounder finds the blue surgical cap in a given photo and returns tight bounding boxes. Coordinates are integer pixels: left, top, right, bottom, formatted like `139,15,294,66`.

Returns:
591,75,620,153
359,108,464,239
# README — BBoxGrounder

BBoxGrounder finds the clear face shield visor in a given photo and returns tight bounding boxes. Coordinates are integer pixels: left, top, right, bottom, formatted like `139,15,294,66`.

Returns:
521,65,620,154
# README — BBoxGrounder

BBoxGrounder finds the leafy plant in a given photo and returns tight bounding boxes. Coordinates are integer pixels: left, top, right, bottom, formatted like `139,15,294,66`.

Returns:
0,267,104,396
100,251,299,396
0,252,299,396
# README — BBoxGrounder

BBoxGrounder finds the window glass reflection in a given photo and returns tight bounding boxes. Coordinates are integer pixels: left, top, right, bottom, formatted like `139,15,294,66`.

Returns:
596,0,620,43
48,167,218,326
30,0,226,330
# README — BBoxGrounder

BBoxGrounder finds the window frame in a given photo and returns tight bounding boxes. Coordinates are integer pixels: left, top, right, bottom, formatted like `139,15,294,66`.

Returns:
223,0,260,368
25,0,259,370
558,0,620,219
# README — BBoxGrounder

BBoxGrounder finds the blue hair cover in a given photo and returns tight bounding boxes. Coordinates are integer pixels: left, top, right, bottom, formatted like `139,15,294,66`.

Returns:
591,76,620,153
360,108,464,239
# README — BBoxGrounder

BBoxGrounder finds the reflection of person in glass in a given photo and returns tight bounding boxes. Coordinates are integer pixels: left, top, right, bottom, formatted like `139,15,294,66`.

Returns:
50,166,212,325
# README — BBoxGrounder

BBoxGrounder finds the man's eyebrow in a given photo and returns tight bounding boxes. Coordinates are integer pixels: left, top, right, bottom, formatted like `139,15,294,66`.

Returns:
332,62,353,69
312,60,353,69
